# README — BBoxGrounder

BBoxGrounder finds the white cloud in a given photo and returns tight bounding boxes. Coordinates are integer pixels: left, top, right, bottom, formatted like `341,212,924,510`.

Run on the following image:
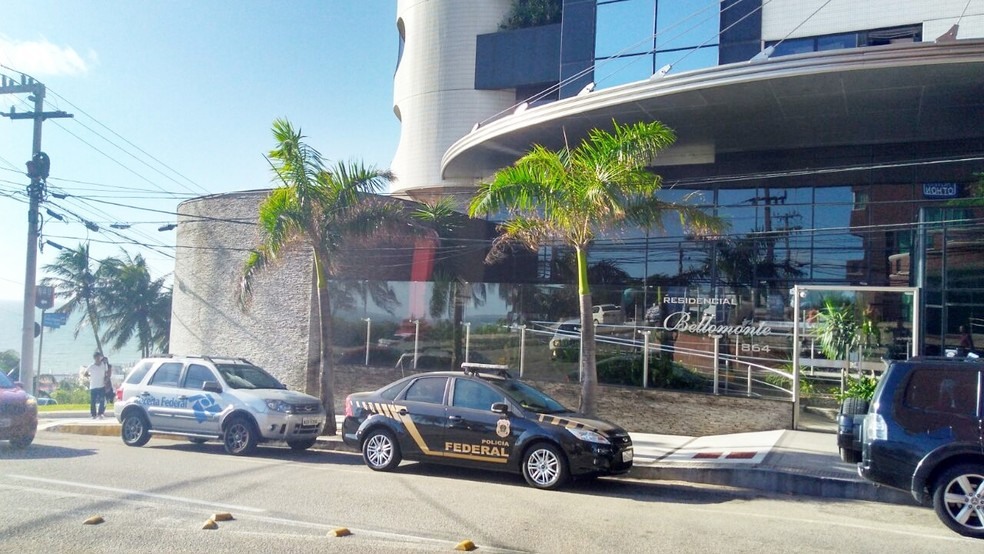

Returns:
0,35,95,77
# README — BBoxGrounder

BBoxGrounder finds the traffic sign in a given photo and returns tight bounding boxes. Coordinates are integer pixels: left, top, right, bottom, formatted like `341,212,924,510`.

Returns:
42,312,68,329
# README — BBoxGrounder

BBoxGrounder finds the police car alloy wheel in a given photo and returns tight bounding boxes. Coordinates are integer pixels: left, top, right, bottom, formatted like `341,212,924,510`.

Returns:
224,416,258,456
363,429,401,471
933,464,984,538
121,413,151,447
522,443,569,490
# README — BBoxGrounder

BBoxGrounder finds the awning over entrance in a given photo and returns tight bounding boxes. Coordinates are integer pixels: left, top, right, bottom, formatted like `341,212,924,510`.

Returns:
443,39,984,180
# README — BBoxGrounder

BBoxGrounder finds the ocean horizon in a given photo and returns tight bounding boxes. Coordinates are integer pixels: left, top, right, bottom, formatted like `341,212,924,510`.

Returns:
0,299,143,380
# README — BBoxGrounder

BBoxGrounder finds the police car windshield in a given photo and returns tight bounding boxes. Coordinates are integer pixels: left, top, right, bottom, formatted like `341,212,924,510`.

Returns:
216,364,285,390
498,379,568,414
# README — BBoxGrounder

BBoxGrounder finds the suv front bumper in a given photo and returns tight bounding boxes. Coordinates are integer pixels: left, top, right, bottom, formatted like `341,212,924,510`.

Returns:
255,411,326,441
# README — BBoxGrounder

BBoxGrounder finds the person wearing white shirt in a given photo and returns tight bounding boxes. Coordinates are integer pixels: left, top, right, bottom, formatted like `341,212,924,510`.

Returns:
83,351,109,419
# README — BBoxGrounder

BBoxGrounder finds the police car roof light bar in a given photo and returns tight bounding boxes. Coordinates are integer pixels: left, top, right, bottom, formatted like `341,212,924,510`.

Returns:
461,362,513,378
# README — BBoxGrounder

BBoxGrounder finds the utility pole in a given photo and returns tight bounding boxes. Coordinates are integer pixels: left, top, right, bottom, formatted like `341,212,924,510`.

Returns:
0,72,72,394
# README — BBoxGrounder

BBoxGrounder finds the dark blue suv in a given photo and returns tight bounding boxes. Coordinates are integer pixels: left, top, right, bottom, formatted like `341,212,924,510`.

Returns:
859,356,984,538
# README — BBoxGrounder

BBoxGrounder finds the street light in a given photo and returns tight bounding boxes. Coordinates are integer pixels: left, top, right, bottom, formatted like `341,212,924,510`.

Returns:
363,318,371,366
412,319,420,370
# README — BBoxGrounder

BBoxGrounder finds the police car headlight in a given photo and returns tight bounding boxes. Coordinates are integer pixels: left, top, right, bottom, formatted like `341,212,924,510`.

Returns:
566,428,610,445
264,400,292,413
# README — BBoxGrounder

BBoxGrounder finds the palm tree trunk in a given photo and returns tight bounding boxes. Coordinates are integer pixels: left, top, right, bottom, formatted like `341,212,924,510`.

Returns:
315,255,337,435
85,300,103,353
575,247,598,416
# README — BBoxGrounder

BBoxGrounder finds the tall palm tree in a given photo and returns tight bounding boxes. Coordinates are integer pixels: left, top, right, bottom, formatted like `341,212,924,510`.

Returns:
468,120,721,415
240,118,405,434
98,252,172,357
41,243,104,352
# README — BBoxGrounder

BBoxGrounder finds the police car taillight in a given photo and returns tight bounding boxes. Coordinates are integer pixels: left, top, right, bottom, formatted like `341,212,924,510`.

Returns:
344,395,353,417
116,387,123,401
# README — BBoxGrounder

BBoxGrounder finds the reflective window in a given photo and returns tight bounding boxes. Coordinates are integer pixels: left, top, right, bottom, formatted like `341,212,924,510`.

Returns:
452,379,505,411
596,0,719,86
404,377,448,404
903,369,979,416
818,33,857,51
148,363,182,388
183,364,215,391
596,0,656,58
125,361,153,384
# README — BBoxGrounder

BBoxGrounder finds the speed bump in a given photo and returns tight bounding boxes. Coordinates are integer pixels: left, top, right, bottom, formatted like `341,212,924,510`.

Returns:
201,518,218,530
454,539,477,551
327,527,352,537
211,512,234,522
83,515,105,525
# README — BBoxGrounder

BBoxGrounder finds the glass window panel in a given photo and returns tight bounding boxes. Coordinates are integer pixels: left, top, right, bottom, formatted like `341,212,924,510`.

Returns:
404,377,448,404
594,55,654,88
654,45,718,74
655,0,721,52
818,33,857,50
596,0,656,58
771,37,815,57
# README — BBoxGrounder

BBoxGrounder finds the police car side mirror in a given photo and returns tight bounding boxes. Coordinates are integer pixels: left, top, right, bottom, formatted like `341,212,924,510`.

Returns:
202,381,222,393
491,402,509,414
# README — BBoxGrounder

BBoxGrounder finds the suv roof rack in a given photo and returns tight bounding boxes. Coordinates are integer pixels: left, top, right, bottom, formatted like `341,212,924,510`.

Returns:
461,362,512,378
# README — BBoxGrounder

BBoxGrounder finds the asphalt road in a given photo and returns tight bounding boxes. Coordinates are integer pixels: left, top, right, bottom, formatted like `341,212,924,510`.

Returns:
0,432,972,553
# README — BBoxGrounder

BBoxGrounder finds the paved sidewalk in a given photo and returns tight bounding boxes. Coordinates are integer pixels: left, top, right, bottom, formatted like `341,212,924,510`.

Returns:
37,411,915,506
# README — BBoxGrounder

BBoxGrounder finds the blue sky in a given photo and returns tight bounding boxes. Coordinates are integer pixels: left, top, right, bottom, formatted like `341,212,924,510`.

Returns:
0,1,400,301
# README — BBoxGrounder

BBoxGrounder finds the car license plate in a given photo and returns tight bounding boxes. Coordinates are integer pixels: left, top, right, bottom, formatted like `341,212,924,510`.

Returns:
622,448,633,463
0,417,10,428
302,417,320,426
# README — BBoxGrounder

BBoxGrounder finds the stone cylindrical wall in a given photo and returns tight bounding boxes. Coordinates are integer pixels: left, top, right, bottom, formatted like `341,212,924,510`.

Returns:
170,190,317,392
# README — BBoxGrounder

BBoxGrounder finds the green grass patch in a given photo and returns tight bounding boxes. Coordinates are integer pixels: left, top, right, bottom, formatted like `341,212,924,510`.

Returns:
38,403,90,412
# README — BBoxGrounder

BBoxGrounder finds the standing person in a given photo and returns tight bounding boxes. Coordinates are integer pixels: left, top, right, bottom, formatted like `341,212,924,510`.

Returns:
958,325,975,357
83,351,109,419
103,357,114,405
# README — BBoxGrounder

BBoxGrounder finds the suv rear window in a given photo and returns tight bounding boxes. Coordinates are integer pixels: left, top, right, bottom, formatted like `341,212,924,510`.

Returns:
125,361,153,384
903,368,979,416
148,363,183,387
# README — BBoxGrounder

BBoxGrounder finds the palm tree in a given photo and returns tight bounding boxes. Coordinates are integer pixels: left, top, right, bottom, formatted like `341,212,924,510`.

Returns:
98,252,172,357
41,243,104,352
469,120,721,415
240,118,405,434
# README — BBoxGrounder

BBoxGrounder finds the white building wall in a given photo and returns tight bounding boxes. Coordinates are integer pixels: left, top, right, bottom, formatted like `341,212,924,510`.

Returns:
390,0,515,196
762,0,984,41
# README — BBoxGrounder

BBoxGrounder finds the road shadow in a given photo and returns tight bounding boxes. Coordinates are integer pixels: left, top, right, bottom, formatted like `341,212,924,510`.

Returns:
387,461,773,506
0,442,98,460
148,439,365,466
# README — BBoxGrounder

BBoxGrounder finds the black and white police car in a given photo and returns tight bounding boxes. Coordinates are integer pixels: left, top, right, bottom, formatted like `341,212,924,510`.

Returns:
342,363,634,489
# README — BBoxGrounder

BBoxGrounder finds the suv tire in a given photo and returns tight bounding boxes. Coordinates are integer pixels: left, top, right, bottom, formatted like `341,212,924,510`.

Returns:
9,434,34,448
287,438,317,451
522,442,569,490
362,428,401,471
224,416,258,456
121,413,151,447
933,464,984,538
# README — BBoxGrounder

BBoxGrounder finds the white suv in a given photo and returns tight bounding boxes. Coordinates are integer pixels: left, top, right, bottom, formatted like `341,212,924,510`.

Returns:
114,355,326,455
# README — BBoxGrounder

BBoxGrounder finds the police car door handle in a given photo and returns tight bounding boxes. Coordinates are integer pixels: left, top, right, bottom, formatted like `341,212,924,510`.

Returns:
448,415,463,426
176,395,188,401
